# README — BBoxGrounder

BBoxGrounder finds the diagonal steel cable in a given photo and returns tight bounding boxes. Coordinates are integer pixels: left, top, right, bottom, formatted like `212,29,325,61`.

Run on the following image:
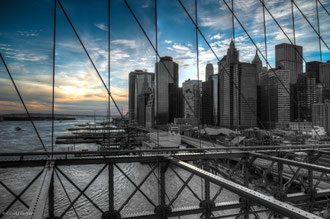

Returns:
177,0,271,134
56,0,124,120
317,0,330,16
292,0,329,50
221,0,324,139
258,0,329,138
0,53,49,156
122,0,219,147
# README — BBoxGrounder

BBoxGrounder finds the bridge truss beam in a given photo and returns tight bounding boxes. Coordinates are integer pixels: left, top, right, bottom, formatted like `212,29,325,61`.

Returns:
0,152,328,218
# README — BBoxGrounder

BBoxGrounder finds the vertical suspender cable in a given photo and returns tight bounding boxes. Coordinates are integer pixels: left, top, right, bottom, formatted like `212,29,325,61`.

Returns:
124,0,217,146
195,0,201,150
0,54,49,156
232,0,235,42
108,0,111,145
195,0,203,201
291,0,300,128
316,0,322,62
51,0,57,157
177,0,270,137
263,0,271,130
155,0,159,148
291,0,296,45
154,0,161,208
56,0,124,120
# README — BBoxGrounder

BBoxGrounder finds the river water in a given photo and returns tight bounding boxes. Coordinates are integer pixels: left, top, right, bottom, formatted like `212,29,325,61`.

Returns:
0,117,239,218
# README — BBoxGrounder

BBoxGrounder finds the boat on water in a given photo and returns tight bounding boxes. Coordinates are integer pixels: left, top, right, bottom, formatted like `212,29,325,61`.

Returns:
15,127,22,131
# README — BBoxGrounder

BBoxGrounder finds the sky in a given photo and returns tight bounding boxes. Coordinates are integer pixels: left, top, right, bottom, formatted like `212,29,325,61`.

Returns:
0,0,329,115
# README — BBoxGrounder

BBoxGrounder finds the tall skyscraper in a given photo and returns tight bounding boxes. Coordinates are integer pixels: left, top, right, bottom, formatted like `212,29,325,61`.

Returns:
312,101,330,133
169,85,183,121
218,41,239,128
155,56,179,124
137,77,153,126
252,50,262,85
275,43,303,84
306,61,322,83
275,43,303,122
240,63,258,128
129,70,154,126
145,93,155,128
259,69,271,128
268,69,291,129
297,72,316,121
205,63,214,81
218,41,257,129
182,79,202,119
211,74,219,126
320,61,330,89
201,74,219,126
201,79,213,125
252,51,263,128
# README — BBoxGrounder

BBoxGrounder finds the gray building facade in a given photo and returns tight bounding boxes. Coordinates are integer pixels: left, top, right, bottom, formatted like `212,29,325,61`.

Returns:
218,41,257,129
129,70,154,126
205,63,214,81
155,56,179,124
275,43,303,84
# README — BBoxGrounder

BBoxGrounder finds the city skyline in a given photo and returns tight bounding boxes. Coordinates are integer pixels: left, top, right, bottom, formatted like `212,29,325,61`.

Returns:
0,0,329,115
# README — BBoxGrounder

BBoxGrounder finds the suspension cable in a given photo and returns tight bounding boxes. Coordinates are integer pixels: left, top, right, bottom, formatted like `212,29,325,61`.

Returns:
232,0,235,42
177,0,271,136
154,0,161,209
259,0,328,91
317,0,330,16
0,54,49,156
223,0,324,139
291,0,300,127
315,0,322,62
194,0,204,201
195,0,201,150
51,0,57,157
56,0,124,120
291,0,296,45
155,0,159,148
262,0,272,130
292,0,329,50
108,0,111,145
123,0,218,147
258,0,329,137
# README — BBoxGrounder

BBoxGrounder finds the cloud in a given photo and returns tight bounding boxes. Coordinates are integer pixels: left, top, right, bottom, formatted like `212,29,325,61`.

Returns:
165,40,172,44
173,44,191,51
17,30,39,37
112,39,137,48
0,45,48,62
7,53,48,62
210,33,221,40
94,23,108,31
